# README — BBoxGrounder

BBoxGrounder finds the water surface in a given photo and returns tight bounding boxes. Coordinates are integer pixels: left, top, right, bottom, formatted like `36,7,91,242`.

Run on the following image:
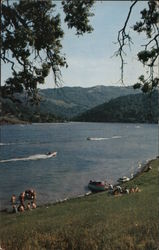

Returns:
0,122,157,209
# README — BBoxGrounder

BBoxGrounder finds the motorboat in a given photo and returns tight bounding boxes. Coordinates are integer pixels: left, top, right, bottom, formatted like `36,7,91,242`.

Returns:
87,137,107,141
46,152,57,157
117,176,130,183
88,180,108,192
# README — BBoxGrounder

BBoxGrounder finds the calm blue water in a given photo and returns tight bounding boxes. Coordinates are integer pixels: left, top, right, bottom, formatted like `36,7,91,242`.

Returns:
0,122,158,209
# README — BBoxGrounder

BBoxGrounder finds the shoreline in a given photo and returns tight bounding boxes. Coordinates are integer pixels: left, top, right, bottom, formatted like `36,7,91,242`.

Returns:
0,117,30,125
0,118,158,125
1,157,157,213
1,158,158,249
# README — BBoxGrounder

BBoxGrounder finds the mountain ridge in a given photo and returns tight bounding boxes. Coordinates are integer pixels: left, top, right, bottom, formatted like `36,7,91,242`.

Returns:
38,85,140,118
1,85,145,123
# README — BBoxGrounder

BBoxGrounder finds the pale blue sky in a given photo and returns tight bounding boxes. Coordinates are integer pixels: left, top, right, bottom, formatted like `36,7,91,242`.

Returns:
2,0,155,89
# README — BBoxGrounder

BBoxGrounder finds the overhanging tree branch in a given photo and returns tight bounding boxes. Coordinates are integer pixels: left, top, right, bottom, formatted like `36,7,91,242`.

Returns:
116,0,159,92
116,0,138,84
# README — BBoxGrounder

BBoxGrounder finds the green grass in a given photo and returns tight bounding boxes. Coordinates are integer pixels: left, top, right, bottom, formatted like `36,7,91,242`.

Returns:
0,159,159,250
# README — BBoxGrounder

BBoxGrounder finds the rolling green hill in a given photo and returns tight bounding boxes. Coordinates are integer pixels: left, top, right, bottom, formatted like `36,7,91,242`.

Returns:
38,85,140,118
1,85,140,122
74,91,158,123
0,96,63,123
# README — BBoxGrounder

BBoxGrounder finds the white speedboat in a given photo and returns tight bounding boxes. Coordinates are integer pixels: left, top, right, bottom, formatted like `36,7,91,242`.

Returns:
117,176,130,183
46,152,57,158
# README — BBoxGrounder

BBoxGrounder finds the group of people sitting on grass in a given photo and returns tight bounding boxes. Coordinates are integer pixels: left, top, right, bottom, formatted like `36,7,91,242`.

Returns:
108,184,141,195
11,189,37,213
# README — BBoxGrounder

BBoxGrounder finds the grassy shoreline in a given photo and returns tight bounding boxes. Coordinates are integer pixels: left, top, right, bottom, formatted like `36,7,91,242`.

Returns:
0,116,29,125
0,158,159,250
0,157,154,213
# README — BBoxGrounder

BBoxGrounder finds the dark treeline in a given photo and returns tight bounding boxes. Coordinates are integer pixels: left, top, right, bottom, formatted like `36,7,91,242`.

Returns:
74,91,158,123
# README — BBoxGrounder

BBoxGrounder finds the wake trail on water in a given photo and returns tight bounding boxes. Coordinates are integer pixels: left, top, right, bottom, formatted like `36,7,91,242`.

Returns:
0,136,123,146
0,141,52,146
87,136,122,141
0,153,57,163
112,136,122,139
0,142,17,146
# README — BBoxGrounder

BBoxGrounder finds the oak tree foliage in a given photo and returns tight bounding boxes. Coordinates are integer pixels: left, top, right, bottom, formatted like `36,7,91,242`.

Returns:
1,0,159,103
1,0,94,102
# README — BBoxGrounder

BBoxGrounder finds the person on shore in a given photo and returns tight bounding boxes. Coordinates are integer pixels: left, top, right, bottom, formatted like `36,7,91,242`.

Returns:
116,185,122,193
124,187,129,194
113,189,119,195
25,189,36,201
31,201,37,209
130,187,135,193
147,165,152,171
29,189,34,199
18,204,24,212
19,192,25,207
25,190,30,199
134,186,141,193
12,205,18,213
32,190,36,202
108,184,113,190
11,194,16,205
26,202,31,210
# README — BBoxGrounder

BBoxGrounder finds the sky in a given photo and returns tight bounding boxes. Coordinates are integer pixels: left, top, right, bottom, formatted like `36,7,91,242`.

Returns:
2,0,156,89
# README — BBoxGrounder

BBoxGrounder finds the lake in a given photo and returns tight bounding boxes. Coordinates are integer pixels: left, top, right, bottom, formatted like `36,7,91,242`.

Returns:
0,122,158,209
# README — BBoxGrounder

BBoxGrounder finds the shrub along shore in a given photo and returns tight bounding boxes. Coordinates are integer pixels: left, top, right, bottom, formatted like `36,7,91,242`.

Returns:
0,158,159,250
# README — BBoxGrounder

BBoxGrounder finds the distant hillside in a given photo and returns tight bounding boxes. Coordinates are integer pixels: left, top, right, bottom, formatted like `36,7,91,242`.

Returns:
74,91,158,123
38,86,140,118
0,97,63,123
0,85,141,123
